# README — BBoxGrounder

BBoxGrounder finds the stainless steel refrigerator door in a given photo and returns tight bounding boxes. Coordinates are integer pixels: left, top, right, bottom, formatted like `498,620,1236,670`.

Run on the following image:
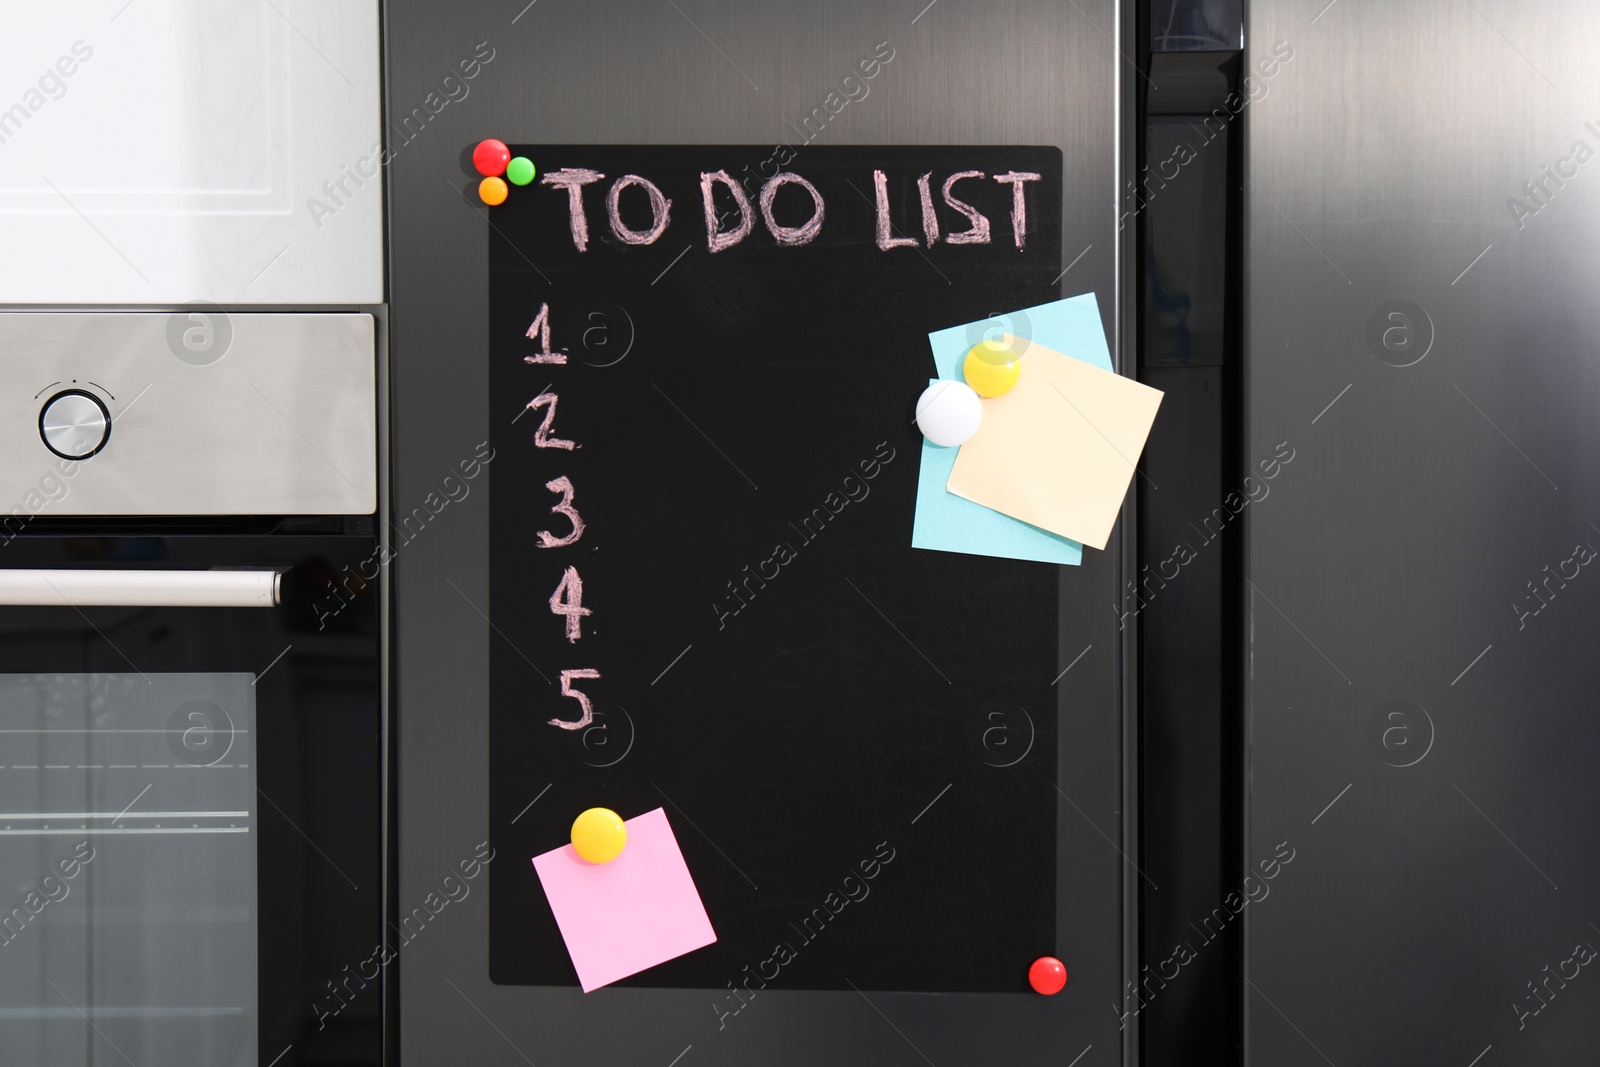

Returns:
386,2,1132,1064
1244,1,1600,1063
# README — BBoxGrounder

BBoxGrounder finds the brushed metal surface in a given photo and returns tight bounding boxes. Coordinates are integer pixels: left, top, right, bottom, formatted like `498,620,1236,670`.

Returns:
1245,2,1600,1064
0,568,280,607
0,313,376,515
386,1,1128,1064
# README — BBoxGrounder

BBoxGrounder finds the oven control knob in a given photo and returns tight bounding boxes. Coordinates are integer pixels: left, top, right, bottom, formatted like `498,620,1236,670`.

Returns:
39,390,111,461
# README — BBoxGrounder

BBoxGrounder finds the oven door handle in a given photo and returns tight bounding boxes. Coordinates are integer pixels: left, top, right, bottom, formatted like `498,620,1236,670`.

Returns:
0,568,283,608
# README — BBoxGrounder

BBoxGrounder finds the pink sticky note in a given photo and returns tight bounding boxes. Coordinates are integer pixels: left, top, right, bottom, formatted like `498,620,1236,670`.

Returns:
532,807,717,991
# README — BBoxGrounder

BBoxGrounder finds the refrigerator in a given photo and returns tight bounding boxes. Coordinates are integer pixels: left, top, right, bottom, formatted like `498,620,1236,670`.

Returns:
385,1,1139,1065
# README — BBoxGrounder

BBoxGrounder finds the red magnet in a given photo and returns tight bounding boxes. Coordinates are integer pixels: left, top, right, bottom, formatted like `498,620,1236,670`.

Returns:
473,138,511,177
1028,956,1067,995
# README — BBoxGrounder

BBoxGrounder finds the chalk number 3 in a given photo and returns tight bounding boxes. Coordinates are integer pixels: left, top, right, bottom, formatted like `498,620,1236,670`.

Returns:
536,476,584,548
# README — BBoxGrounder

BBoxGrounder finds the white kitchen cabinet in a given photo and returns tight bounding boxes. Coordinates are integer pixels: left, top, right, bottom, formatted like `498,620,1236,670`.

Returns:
0,1,382,305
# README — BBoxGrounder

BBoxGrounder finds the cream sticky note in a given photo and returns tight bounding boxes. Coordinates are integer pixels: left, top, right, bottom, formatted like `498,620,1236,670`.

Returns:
532,807,717,991
946,338,1162,550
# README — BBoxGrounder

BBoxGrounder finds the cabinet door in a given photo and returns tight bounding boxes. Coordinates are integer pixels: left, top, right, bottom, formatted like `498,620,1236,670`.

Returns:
0,2,381,305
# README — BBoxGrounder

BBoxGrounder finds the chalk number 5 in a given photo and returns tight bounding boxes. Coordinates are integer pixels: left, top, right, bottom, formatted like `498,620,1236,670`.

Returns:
549,669,601,731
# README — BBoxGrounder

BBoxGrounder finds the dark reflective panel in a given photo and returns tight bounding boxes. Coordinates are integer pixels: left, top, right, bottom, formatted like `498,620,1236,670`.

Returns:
1151,0,1242,52
0,673,257,1064
0,536,383,1066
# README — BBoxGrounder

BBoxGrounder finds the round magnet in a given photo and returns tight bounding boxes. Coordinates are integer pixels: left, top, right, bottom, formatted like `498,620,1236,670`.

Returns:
1028,956,1068,995
506,156,537,186
479,176,509,206
571,807,627,864
914,380,983,447
963,345,1021,398
473,138,511,177
969,336,1023,366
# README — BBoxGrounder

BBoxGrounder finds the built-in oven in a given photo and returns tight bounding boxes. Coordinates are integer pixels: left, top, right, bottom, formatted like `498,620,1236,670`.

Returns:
0,312,385,1066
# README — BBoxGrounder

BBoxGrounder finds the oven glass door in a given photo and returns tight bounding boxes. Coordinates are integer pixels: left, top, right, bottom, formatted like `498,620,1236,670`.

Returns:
0,672,257,1063
0,535,383,1067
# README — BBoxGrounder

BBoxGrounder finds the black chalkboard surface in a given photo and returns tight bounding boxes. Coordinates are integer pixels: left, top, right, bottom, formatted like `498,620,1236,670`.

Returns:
488,146,1067,993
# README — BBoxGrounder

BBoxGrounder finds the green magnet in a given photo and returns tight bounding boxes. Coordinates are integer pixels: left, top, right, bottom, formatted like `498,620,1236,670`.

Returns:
506,156,537,186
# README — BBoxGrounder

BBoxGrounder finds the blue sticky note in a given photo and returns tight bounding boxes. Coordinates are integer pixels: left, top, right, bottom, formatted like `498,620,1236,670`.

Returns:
911,293,1114,565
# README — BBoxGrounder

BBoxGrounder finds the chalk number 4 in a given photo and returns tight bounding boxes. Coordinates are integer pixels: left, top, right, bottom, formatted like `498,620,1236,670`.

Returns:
549,565,591,642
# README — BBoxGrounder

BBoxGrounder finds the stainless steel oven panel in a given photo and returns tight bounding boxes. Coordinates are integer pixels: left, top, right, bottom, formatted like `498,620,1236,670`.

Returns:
0,313,375,516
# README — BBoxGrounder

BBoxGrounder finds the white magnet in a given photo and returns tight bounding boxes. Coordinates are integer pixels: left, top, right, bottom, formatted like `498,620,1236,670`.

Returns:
915,380,984,447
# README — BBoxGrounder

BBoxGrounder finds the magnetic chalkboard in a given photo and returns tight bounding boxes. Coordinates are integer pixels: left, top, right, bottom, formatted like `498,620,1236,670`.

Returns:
488,146,1066,994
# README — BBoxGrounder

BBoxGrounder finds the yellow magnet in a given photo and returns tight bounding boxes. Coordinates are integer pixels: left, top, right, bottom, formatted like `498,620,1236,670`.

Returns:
969,336,1022,365
571,807,627,864
963,340,1022,397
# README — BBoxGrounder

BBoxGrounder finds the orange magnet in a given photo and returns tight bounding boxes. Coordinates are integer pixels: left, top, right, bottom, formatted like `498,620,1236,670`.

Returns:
479,176,509,206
